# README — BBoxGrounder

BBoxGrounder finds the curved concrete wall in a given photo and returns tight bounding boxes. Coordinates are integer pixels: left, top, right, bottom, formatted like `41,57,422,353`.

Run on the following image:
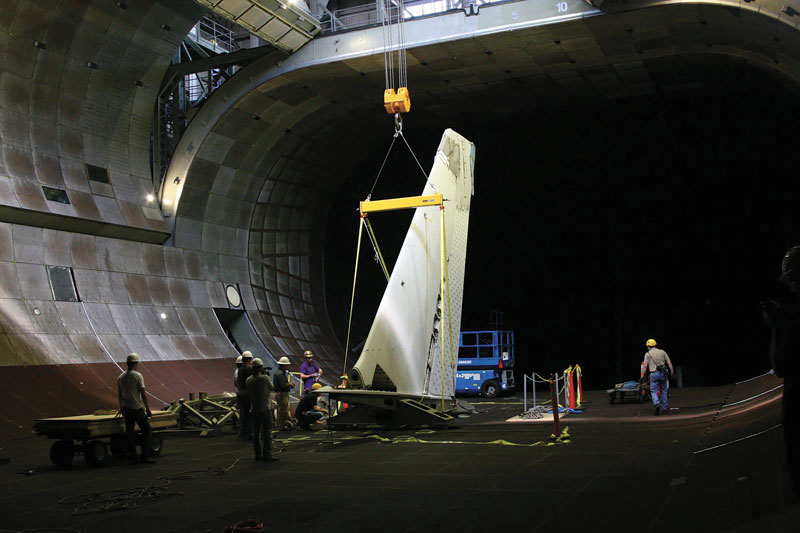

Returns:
2,0,800,436
0,0,203,232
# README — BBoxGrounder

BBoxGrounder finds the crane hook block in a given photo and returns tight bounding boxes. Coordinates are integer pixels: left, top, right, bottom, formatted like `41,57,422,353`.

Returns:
384,87,411,114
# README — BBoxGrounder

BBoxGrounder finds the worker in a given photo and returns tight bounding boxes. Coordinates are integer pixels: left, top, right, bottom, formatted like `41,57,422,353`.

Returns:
764,246,800,494
234,354,243,393
643,339,674,416
245,358,278,462
116,353,154,464
299,349,322,394
295,383,329,430
236,351,254,440
273,356,296,430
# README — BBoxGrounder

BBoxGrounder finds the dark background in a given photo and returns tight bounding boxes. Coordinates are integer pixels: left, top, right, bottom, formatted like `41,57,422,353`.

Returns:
323,62,800,390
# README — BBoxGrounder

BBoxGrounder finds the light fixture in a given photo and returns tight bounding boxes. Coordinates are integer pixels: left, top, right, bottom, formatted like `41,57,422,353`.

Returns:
159,312,167,319
33,308,41,315
146,194,154,202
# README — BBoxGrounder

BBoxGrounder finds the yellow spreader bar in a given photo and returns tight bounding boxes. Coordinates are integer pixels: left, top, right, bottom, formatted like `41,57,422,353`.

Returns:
360,193,443,214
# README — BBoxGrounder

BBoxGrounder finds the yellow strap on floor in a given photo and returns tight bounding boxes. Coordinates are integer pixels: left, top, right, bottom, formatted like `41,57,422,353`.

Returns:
335,430,571,447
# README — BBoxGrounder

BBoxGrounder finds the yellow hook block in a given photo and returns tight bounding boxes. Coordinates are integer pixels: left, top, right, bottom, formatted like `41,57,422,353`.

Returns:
384,87,411,114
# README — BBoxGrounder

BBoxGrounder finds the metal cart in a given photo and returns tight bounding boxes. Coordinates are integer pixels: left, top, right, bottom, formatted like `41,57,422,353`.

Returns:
34,411,176,467
607,380,649,404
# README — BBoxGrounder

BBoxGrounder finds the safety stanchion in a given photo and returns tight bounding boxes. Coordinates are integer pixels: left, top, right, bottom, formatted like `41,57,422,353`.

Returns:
564,365,575,410
549,373,560,439
575,364,582,408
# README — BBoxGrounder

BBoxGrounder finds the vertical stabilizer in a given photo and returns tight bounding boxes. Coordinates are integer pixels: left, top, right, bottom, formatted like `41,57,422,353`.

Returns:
348,129,475,399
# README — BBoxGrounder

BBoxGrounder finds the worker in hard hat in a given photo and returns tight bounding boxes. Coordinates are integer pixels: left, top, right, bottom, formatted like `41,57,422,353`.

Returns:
294,382,329,430
245,358,278,462
273,356,296,430
299,350,323,394
116,353,155,464
236,351,254,440
643,339,674,416
764,246,800,494
234,355,243,393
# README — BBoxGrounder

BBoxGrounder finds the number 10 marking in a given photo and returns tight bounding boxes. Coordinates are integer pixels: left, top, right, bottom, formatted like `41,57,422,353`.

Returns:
557,1,568,12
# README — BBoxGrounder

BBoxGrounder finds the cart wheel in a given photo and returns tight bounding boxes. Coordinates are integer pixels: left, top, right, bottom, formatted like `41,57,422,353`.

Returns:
147,434,163,457
50,440,74,466
85,440,109,467
481,380,500,398
109,434,129,458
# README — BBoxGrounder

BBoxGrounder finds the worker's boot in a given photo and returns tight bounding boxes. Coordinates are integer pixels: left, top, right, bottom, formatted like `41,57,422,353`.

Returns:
654,405,661,416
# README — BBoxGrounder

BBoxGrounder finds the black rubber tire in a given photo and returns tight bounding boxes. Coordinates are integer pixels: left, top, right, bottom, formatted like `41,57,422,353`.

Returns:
50,440,74,467
481,380,500,398
147,434,163,457
84,440,109,467
109,434,129,458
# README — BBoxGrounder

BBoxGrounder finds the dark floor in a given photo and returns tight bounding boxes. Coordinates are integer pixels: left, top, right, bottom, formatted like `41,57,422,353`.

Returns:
0,375,796,533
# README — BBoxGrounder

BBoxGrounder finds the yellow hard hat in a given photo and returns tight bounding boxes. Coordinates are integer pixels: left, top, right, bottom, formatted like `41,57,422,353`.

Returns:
646,339,657,348
311,382,323,390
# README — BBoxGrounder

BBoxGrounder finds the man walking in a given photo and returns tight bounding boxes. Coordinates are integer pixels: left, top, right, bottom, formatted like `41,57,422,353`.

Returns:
643,339,674,416
246,358,278,462
273,356,295,430
236,351,254,440
299,349,322,394
116,353,154,464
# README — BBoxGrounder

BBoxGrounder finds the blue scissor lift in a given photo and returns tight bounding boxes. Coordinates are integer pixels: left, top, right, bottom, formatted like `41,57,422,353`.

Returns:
455,330,515,398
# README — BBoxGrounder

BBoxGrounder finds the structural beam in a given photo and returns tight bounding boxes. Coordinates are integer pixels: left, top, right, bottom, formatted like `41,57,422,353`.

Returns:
360,193,443,214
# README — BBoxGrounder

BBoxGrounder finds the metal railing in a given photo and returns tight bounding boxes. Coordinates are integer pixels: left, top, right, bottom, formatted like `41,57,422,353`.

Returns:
320,0,518,34
187,15,236,53
523,371,568,412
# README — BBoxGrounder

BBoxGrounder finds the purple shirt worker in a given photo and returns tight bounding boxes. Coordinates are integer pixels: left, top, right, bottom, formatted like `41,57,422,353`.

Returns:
299,350,322,393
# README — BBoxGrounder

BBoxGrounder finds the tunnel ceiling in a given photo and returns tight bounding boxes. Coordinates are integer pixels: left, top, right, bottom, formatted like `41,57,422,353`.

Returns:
171,2,800,375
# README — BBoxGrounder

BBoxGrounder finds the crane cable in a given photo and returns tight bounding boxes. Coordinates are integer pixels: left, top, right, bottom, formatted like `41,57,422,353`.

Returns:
381,0,408,95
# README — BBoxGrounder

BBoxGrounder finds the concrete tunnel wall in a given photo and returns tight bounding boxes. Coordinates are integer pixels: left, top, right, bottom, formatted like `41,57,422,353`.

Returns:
2,0,800,437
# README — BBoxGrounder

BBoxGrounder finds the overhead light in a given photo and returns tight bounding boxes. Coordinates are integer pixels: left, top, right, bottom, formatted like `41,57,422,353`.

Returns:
159,312,167,319
146,194,154,202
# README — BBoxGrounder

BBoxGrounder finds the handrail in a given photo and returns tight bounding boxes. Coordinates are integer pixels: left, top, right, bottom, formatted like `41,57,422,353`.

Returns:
320,0,522,34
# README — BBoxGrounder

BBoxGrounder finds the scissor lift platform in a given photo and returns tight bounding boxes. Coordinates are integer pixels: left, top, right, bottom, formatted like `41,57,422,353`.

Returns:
34,411,177,467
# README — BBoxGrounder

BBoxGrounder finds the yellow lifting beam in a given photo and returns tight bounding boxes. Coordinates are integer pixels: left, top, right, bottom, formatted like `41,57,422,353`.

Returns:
360,193,442,215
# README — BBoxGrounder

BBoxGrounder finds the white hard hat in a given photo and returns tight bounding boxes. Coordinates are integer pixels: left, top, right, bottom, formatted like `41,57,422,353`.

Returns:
236,355,243,364
126,353,140,364
252,358,263,368
242,351,253,359
278,356,290,365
